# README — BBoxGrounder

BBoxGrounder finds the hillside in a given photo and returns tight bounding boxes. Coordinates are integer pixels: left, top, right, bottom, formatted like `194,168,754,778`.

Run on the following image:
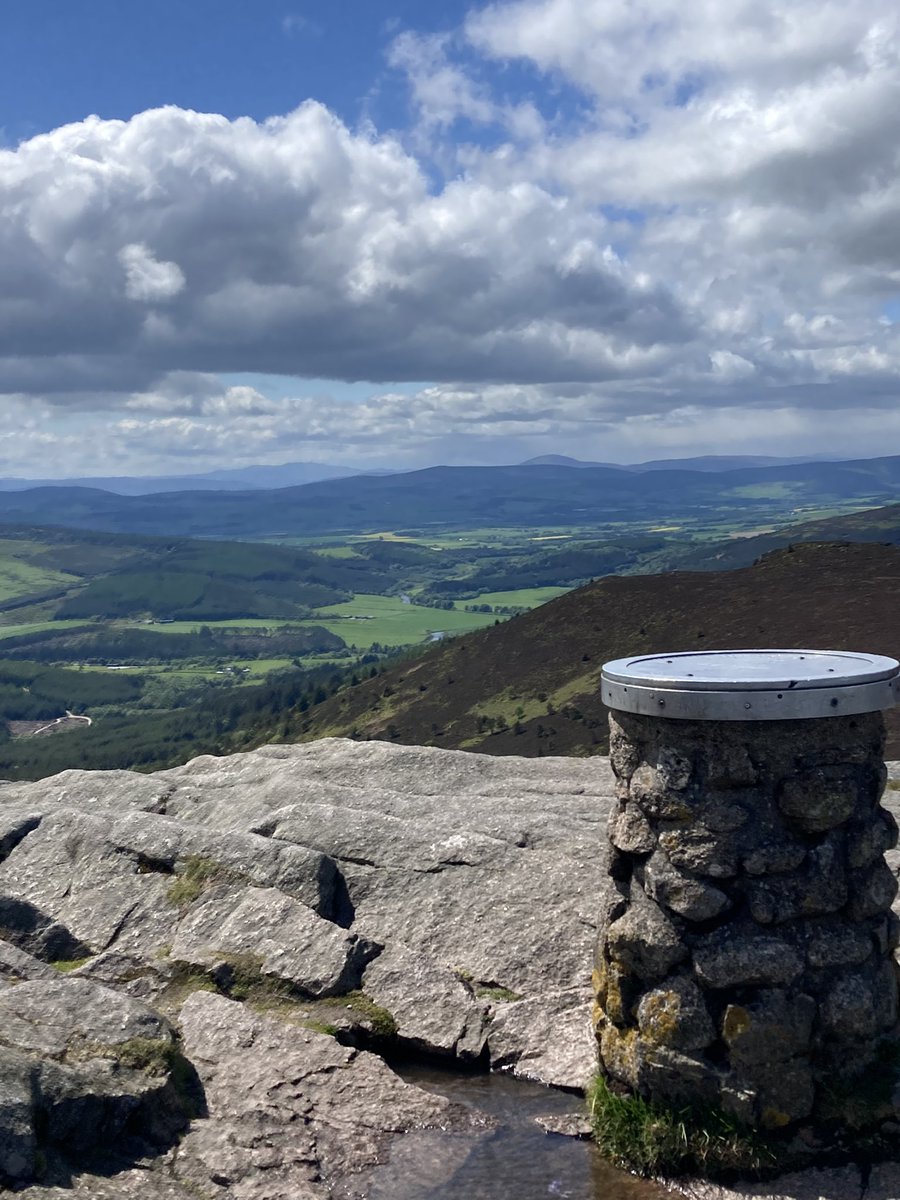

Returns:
292,541,900,757
0,455,898,537
672,502,900,571
0,524,408,619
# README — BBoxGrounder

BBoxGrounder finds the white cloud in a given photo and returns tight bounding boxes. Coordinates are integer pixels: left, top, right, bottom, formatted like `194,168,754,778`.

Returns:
2,0,900,473
0,102,683,404
119,243,186,302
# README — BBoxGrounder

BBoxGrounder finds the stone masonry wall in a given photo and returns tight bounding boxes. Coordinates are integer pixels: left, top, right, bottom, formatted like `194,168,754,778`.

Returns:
594,710,900,1131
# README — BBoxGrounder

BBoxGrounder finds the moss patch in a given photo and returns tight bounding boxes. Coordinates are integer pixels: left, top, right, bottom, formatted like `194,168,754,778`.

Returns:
333,991,398,1038
167,855,245,908
49,956,92,973
67,1035,177,1076
587,1073,779,1179
474,985,523,1002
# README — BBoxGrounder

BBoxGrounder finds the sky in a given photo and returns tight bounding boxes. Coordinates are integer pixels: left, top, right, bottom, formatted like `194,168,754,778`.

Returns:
2,0,900,477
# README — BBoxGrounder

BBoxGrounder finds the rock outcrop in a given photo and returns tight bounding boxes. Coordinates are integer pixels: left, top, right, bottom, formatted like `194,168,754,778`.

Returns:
0,739,613,1195
4,738,900,1197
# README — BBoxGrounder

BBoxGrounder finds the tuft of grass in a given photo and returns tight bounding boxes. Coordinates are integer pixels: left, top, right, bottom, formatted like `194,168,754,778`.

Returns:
167,855,242,909
67,1035,177,1076
304,1019,340,1037
336,990,398,1038
474,985,523,1002
50,956,92,973
587,1073,779,1179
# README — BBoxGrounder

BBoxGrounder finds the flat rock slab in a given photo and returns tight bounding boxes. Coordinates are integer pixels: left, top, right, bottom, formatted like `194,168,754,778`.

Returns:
170,883,376,997
172,991,483,1200
675,1165,866,1200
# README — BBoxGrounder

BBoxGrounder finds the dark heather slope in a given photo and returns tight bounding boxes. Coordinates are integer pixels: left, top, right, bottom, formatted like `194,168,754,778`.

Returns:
292,541,900,758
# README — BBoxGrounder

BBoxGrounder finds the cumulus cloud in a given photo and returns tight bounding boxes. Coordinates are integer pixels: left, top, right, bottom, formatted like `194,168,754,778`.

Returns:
0,102,684,405
2,0,900,474
119,243,186,302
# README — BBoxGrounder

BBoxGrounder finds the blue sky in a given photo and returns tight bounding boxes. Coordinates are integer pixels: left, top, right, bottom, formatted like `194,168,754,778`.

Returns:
0,2,467,139
1,0,899,477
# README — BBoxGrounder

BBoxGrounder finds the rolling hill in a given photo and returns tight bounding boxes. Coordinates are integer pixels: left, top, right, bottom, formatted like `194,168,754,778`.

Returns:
670,502,900,571
0,456,898,538
290,541,900,757
0,525,416,620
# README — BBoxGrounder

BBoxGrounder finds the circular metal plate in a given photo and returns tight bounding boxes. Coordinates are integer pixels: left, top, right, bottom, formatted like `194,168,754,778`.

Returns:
601,649,900,720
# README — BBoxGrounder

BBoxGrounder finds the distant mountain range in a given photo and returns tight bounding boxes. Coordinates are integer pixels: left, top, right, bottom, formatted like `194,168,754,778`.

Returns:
0,452,844,496
0,455,897,539
519,453,833,472
291,540,900,757
0,461,367,496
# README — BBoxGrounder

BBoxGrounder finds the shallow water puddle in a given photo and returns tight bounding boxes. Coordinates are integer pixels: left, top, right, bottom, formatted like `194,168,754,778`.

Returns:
365,1064,667,1200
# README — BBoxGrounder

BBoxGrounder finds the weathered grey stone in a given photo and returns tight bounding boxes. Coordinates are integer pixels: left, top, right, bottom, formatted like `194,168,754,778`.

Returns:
740,1058,816,1128
609,802,656,855
630,748,694,819
721,990,815,1065
0,939,58,982
361,942,488,1060
637,1044,722,1107
0,976,183,1186
820,960,898,1041
2,740,616,1109
0,976,172,1058
606,889,688,981
0,1049,37,1184
487,987,595,1089
642,851,731,922
608,715,643,781
671,1164,865,1200
171,884,377,998
659,827,739,878
0,806,339,965
703,745,759,789
700,799,751,833
598,1022,639,1088
637,976,715,1052
742,837,807,877
592,954,638,1027
847,809,899,869
693,927,803,989
846,857,899,919
532,1112,592,1138
777,768,858,833
746,833,847,924
871,911,900,955
803,919,873,969
173,991,481,1200
596,708,900,1146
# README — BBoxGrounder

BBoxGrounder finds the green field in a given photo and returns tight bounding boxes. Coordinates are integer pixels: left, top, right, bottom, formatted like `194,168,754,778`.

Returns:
305,594,499,648
0,554,82,609
0,620,89,638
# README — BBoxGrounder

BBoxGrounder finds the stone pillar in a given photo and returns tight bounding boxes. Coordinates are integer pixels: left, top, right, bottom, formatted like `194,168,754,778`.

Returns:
594,650,900,1132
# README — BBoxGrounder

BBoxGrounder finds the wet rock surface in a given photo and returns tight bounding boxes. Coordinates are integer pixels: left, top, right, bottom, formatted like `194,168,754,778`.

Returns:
0,739,612,1195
